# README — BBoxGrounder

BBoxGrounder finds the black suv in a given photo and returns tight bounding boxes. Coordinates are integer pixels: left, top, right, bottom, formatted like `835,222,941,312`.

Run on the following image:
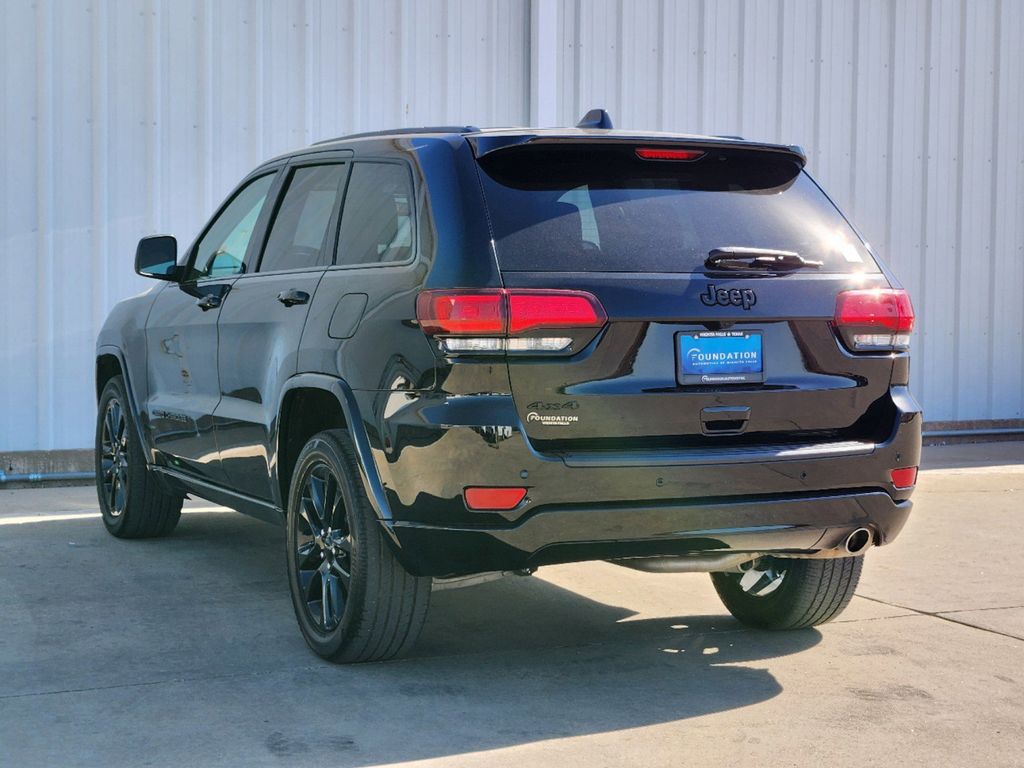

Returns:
95,111,921,662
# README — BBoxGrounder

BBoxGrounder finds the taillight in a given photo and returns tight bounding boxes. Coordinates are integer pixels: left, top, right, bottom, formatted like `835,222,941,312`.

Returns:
833,288,914,352
635,147,705,161
416,289,606,354
415,290,505,335
507,292,604,333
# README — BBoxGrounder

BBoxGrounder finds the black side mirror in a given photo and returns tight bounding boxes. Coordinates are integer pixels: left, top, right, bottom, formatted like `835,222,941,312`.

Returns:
135,235,181,281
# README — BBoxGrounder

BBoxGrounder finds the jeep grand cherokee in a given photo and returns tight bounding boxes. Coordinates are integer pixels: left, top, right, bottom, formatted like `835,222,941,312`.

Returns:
95,110,921,662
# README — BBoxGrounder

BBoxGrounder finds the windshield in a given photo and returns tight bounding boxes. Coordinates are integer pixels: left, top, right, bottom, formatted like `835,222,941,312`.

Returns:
476,144,878,274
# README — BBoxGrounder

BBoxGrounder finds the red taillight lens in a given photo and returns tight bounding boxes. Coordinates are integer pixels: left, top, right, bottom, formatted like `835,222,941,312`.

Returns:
416,289,606,354
464,486,527,511
834,288,915,351
635,147,705,161
890,466,918,489
415,290,505,335
507,291,606,334
835,289,914,332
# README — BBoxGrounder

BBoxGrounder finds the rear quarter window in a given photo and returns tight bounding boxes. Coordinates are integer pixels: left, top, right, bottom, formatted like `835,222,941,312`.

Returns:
476,145,879,274
335,162,416,267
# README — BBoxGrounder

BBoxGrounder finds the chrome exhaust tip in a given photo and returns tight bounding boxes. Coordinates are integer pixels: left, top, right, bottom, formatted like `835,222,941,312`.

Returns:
844,527,873,555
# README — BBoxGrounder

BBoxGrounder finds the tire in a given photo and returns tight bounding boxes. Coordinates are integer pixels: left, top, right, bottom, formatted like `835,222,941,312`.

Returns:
285,429,431,663
711,555,863,630
95,375,183,538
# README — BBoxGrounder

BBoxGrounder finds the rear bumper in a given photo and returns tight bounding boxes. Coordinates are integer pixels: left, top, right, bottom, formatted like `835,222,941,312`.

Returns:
361,385,922,577
390,491,912,576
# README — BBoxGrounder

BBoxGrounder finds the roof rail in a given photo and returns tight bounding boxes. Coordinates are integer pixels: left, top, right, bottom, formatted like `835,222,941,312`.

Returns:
313,126,480,145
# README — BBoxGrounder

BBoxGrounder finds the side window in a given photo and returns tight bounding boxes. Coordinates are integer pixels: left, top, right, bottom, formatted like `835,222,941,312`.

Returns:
258,164,348,273
336,162,416,267
192,173,275,279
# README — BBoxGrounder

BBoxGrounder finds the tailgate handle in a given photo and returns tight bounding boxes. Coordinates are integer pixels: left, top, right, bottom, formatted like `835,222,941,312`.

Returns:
700,406,750,436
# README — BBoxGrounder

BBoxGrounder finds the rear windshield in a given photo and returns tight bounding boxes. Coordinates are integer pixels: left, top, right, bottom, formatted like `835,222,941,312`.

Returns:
476,144,879,274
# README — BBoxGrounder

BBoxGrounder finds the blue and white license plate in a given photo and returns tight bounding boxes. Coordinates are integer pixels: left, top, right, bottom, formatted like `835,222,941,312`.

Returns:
678,330,764,385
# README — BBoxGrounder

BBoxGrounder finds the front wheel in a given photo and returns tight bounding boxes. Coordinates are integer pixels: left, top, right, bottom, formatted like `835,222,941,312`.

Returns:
711,555,863,630
95,376,182,538
285,429,431,663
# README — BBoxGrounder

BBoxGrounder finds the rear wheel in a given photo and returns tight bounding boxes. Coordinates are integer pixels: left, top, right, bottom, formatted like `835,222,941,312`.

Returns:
95,376,182,538
711,555,863,629
285,429,431,663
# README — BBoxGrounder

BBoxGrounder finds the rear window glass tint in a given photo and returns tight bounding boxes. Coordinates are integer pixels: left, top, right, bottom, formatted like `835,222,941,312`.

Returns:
476,145,878,274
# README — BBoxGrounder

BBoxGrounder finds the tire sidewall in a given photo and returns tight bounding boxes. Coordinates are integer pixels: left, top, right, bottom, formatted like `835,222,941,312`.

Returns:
711,555,863,629
285,433,368,658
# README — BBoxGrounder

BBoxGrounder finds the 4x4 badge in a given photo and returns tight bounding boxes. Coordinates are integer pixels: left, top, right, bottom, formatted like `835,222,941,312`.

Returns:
700,284,757,311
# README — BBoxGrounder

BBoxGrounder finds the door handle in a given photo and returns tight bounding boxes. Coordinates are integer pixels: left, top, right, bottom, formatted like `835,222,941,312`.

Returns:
196,294,222,311
277,289,310,307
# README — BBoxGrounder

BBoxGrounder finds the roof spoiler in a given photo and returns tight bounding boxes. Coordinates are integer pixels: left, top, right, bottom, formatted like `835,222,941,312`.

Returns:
469,134,807,166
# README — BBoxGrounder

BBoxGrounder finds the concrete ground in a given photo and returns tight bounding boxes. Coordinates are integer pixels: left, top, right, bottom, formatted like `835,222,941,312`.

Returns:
1,443,1022,768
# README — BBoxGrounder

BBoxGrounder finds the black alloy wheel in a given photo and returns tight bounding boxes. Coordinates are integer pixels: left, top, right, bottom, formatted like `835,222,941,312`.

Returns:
293,461,353,633
99,398,129,518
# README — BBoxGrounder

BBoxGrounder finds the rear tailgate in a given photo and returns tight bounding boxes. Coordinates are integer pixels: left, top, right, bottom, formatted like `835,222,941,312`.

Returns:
475,142,897,453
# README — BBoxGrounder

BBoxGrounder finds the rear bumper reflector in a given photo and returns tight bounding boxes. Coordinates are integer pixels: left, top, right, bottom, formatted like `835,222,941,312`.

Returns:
464,487,528,511
890,466,918,489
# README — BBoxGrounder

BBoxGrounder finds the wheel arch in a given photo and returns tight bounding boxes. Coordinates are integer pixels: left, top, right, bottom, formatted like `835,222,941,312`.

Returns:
275,374,395,530
95,346,151,463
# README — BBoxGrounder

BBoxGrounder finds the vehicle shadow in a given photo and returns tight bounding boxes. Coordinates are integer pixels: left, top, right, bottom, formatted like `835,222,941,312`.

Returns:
1,511,821,766
315,576,821,766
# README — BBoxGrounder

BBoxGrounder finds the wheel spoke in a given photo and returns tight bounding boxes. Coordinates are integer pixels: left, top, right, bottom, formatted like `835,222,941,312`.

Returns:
299,496,322,534
329,572,345,627
300,567,319,603
104,405,118,443
114,471,127,511
109,474,122,512
320,571,331,628
308,472,326,527
322,473,338,529
330,558,352,592
295,540,319,570
321,571,342,630
738,560,786,597
334,534,352,554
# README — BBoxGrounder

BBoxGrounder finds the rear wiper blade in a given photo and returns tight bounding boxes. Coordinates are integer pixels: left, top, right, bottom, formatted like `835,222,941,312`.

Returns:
705,247,823,271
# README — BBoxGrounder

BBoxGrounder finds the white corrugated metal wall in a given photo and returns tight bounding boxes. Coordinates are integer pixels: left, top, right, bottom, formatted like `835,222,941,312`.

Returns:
0,0,531,451
545,0,1024,428
1,0,1022,453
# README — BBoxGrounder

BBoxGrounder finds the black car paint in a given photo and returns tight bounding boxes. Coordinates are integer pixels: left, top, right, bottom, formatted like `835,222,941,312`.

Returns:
96,129,922,577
